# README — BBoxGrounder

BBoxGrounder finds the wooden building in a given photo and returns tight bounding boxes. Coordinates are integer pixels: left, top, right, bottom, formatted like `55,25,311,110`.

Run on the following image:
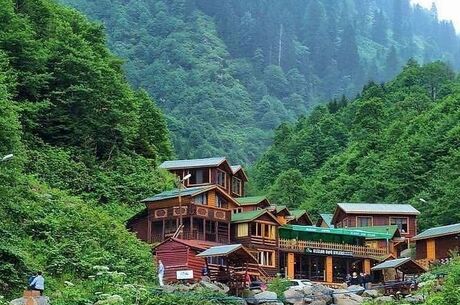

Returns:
348,225,404,257
413,223,460,267
154,238,220,282
159,157,248,197
231,210,281,276
287,210,313,226
234,196,270,213
332,203,420,238
316,213,334,228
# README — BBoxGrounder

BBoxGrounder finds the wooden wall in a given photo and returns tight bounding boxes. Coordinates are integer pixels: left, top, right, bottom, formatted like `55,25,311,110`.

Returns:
128,216,148,242
435,235,460,259
416,239,427,260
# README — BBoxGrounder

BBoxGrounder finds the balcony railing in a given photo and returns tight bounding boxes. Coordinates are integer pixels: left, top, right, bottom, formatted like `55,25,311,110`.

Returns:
279,239,388,258
152,204,231,222
151,230,230,244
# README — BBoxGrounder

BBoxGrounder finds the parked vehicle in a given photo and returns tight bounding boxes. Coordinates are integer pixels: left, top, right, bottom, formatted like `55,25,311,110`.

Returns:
287,279,312,291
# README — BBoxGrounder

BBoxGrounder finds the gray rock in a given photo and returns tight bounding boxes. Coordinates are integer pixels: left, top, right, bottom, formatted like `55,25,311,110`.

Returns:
404,294,424,303
347,285,365,295
284,289,304,304
308,300,327,305
198,281,227,293
254,291,278,303
362,289,380,298
161,284,176,293
333,292,364,305
214,282,230,294
374,296,394,303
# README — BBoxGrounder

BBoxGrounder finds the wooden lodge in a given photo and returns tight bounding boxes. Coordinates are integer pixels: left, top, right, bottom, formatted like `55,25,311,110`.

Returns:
413,223,460,268
127,156,425,285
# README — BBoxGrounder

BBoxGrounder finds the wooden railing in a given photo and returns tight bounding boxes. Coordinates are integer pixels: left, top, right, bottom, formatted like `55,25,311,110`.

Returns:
250,236,278,247
279,239,388,258
151,231,229,244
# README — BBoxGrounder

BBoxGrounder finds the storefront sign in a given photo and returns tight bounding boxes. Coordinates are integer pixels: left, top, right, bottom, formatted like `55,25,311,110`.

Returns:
304,247,353,257
176,270,194,280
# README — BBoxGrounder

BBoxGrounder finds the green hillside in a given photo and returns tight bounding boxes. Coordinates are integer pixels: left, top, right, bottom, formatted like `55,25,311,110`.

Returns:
60,0,460,163
0,0,173,301
252,61,460,230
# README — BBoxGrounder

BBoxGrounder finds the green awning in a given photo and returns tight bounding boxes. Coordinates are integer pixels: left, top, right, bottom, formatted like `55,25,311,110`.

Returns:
280,225,393,239
348,226,400,240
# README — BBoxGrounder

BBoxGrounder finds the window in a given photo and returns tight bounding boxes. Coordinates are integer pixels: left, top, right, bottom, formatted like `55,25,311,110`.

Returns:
216,195,227,209
206,221,216,234
232,177,242,195
194,193,208,205
390,217,408,234
258,250,275,267
237,223,248,237
233,208,243,214
216,170,226,188
188,169,210,185
251,223,276,239
357,216,373,227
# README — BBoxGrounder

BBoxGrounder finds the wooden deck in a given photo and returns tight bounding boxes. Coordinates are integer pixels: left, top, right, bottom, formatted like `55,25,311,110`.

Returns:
279,238,388,258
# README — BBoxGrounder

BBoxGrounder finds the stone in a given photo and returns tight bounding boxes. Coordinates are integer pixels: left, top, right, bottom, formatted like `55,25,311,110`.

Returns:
254,291,278,303
362,289,380,298
161,284,176,293
374,296,394,303
347,285,365,295
214,282,230,294
198,281,227,293
10,296,50,305
308,300,327,305
404,294,424,303
333,292,364,305
284,289,304,304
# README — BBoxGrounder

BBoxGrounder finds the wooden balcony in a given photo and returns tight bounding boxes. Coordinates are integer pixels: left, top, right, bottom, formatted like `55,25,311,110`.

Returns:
279,239,388,259
250,236,278,247
151,230,230,244
152,204,231,222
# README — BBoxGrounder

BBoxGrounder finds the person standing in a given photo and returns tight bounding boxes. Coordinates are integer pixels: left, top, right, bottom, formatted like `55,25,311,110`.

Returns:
30,271,45,295
158,260,165,286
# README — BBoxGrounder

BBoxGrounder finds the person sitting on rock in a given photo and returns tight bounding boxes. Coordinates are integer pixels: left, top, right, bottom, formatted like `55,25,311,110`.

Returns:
27,272,37,290
30,271,45,296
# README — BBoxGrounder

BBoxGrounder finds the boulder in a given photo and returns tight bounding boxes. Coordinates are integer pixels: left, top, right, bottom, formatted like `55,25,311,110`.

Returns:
198,281,228,293
284,289,304,304
161,284,176,293
362,289,380,298
308,300,327,305
214,282,230,294
374,296,394,303
404,294,425,303
333,291,364,305
254,291,278,304
347,285,365,295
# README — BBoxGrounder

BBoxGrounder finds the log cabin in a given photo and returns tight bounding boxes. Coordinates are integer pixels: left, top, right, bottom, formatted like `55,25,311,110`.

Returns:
159,157,248,197
287,210,313,226
332,203,420,239
267,205,291,225
348,225,404,257
413,223,460,268
231,210,281,276
316,213,334,228
234,196,271,213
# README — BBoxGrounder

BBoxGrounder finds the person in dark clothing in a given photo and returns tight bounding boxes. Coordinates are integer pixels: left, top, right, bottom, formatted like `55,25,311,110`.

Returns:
28,273,37,290
350,272,360,285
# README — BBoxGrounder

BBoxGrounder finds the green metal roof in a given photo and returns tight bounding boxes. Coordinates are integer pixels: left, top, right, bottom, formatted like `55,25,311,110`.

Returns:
348,226,400,240
159,157,227,170
318,214,334,228
280,225,393,239
141,186,211,202
413,223,460,241
235,196,267,206
196,244,242,257
231,210,266,223
337,203,420,215
290,210,307,219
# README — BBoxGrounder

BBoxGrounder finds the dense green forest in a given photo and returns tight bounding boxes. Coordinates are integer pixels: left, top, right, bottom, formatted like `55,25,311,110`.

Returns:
252,61,460,230
0,0,175,301
59,0,460,163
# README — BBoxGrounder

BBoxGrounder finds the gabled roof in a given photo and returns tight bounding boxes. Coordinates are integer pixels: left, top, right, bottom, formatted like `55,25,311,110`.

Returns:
268,205,291,216
316,213,334,228
348,226,401,240
288,210,313,224
196,244,258,263
159,157,227,170
371,257,426,273
231,210,280,225
236,196,269,206
413,223,460,241
336,203,420,215
231,165,249,181
141,186,212,202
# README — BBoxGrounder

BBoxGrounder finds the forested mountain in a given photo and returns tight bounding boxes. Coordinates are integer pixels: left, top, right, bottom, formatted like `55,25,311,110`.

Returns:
60,0,460,163
0,0,173,300
252,61,460,231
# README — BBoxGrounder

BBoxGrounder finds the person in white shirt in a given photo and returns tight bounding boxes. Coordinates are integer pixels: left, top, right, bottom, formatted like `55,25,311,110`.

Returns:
30,271,45,295
158,260,165,286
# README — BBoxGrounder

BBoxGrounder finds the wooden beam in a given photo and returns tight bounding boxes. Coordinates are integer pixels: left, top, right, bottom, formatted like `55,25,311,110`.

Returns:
427,239,436,260
364,259,371,274
215,221,218,242
326,256,333,283
287,252,295,279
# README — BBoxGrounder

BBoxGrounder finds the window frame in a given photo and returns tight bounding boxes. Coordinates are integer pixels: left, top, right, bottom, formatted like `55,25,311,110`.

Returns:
216,169,227,188
231,176,242,196
193,193,208,205
257,250,276,267
389,217,409,235
356,216,373,227
187,168,210,185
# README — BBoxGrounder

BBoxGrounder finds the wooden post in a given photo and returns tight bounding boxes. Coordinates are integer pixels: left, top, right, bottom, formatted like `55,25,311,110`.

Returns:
162,219,165,240
287,252,295,279
427,239,436,260
364,259,371,274
203,219,206,240
215,221,219,242
147,215,152,243
326,256,333,283
227,222,231,243
190,216,193,239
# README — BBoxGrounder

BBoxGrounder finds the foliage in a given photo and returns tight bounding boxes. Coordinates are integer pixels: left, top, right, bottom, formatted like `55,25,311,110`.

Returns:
267,276,291,301
0,0,175,302
59,0,460,163
253,61,460,230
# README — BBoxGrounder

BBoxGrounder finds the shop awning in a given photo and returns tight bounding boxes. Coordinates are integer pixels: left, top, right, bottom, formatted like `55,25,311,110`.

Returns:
280,225,394,239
